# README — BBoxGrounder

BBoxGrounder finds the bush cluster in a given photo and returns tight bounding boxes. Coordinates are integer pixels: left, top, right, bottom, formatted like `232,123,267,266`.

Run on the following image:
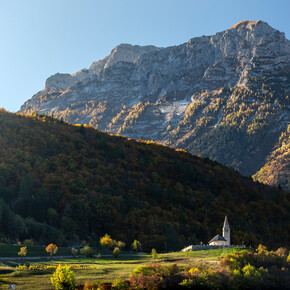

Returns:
78,245,289,289
51,265,75,290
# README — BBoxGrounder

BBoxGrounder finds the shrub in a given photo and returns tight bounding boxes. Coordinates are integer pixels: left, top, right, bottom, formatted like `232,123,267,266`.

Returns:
275,247,288,258
129,273,160,289
151,248,158,259
188,267,200,275
181,264,224,289
219,250,254,270
80,246,94,257
132,263,181,278
180,273,223,289
18,246,27,257
257,244,267,254
219,246,287,270
113,247,120,258
84,281,98,290
117,241,126,249
131,265,156,277
131,240,141,252
130,264,182,288
232,264,269,289
71,247,78,256
128,260,286,289
112,278,129,290
51,264,75,290
23,239,33,245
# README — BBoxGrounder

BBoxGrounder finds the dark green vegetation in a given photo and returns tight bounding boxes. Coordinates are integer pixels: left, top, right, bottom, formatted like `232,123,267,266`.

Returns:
0,109,289,250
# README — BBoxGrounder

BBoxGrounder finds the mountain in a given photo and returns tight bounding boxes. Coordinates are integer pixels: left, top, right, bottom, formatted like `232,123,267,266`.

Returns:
20,20,290,190
0,109,289,249
253,125,290,189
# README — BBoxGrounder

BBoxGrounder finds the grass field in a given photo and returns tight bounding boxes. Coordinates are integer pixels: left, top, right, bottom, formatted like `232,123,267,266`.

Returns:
0,248,242,289
0,244,113,258
0,244,71,258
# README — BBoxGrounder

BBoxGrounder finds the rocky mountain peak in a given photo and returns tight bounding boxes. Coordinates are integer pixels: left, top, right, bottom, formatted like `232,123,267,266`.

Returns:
230,20,262,29
89,43,159,72
45,73,75,91
30,42,159,100
227,19,286,41
20,21,290,190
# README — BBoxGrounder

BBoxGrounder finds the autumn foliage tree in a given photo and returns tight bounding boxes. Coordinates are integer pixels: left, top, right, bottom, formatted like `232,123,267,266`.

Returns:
132,240,142,252
100,234,114,250
117,241,126,249
71,247,78,256
18,246,27,257
46,243,58,258
113,247,120,258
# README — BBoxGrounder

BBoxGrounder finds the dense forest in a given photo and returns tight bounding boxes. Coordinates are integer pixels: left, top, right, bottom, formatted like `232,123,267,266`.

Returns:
0,109,289,250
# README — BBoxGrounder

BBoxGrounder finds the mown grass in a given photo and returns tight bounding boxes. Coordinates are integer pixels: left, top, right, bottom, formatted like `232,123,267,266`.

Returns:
0,248,243,289
176,247,244,259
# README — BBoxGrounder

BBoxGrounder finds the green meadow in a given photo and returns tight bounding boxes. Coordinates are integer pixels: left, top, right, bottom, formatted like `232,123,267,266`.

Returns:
0,248,241,289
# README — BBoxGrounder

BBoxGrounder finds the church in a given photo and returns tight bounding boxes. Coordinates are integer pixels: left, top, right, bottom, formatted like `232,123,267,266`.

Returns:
208,216,230,246
181,216,232,252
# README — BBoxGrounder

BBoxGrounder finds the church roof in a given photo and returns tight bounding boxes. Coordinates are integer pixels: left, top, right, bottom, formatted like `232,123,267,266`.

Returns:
208,234,226,243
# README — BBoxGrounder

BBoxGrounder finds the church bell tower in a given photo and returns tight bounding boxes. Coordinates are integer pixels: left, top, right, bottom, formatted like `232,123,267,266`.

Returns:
222,216,230,246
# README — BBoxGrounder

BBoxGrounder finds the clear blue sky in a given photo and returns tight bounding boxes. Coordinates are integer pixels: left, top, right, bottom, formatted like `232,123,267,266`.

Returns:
1,0,289,112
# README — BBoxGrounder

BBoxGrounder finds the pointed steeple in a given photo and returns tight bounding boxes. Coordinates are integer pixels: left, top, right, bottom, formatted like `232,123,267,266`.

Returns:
222,216,230,246
223,215,229,229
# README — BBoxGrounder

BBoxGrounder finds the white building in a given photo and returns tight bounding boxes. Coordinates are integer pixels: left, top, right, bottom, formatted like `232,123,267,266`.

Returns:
208,216,230,246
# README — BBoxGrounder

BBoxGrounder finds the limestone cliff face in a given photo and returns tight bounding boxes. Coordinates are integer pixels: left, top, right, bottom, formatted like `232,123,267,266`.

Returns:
25,43,159,108
20,21,290,188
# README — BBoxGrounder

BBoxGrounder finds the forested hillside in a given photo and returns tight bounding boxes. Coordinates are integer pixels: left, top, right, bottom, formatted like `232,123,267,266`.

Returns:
0,109,289,250
253,125,290,190
171,87,289,179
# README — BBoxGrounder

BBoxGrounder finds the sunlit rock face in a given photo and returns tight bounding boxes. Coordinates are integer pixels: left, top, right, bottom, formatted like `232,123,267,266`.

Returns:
20,20,290,185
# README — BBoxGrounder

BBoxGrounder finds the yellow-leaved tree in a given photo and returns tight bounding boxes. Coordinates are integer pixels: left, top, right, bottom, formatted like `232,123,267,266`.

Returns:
46,243,58,259
18,246,27,257
99,234,114,250
132,240,141,252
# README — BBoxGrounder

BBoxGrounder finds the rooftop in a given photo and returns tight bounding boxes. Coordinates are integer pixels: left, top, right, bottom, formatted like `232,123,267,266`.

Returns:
209,234,226,243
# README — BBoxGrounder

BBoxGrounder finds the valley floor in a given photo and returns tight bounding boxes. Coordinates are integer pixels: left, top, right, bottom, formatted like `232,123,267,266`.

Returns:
0,249,237,289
